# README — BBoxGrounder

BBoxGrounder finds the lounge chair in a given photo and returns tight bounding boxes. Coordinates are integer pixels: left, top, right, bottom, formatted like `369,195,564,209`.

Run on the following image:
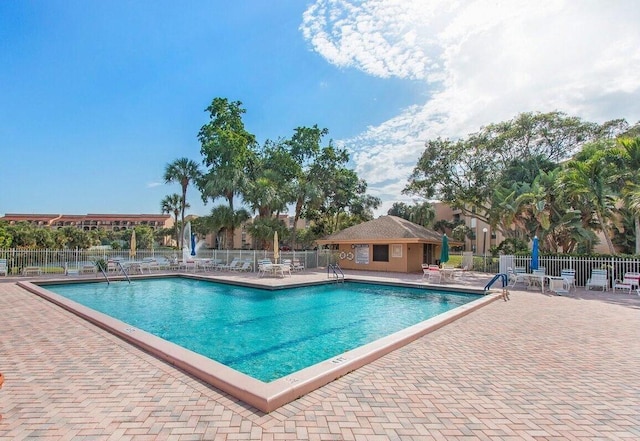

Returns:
422,264,441,283
507,267,523,287
154,257,172,270
107,260,120,273
79,265,96,275
142,258,159,272
291,259,305,271
0,259,7,276
231,261,252,272
560,269,576,291
509,267,527,287
219,259,241,271
257,259,273,277
548,277,570,296
22,266,42,276
586,269,608,291
280,260,292,277
527,269,546,291
613,272,640,294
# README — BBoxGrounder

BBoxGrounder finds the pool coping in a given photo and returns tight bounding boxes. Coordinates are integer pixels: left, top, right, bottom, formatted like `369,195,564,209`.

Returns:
18,277,499,413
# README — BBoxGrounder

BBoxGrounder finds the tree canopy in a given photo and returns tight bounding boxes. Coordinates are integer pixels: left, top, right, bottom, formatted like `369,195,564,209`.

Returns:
404,111,640,254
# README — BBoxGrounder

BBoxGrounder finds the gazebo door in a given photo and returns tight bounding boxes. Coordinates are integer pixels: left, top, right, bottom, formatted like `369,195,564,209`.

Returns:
423,243,435,265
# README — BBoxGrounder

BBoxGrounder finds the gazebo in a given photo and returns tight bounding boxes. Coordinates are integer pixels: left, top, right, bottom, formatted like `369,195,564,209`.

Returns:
316,215,456,273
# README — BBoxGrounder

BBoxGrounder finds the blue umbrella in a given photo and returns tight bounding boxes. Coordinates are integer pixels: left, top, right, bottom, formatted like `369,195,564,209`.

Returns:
191,233,197,256
439,234,449,265
531,236,539,270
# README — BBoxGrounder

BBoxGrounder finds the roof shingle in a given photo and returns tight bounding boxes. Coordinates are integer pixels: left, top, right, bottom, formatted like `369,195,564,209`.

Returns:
319,215,445,243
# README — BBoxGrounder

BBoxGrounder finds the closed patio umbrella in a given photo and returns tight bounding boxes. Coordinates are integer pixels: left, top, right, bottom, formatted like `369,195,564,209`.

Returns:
273,231,279,263
531,236,539,270
129,230,137,259
191,233,196,256
439,234,449,265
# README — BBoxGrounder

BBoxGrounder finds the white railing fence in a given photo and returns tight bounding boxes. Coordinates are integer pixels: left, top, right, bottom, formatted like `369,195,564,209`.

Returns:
0,248,321,275
499,255,640,287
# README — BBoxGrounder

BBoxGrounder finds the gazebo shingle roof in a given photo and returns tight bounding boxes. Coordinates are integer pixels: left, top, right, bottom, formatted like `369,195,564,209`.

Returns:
318,215,445,243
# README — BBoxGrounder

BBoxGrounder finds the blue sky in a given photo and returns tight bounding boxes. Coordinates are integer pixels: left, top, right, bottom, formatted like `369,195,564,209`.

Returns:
2,0,639,218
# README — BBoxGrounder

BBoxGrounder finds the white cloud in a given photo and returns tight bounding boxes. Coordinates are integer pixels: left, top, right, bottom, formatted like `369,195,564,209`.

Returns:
301,0,640,215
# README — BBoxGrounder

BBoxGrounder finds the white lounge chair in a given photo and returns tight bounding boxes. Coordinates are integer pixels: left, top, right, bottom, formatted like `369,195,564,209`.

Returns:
560,269,576,291
526,269,546,291
219,259,240,271
548,277,570,296
257,259,273,277
79,265,96,275
586,269,608,291
291,259,305,271
231,261,252,272
280,260,292,277
613,272,639,294
422,264,441,283
508,267,526,287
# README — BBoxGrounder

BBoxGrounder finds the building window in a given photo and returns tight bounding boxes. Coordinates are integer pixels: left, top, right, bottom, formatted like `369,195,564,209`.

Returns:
372,244,389,262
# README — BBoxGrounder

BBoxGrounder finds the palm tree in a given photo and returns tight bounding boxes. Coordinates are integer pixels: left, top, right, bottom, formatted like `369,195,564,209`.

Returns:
208,205,251,249
161,193,186,247
408,202,435,227
613,137,640,253
163,158,200,249
559,144,617,253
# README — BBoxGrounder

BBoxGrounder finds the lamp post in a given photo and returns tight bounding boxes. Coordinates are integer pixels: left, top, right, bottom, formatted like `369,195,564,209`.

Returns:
482,228,488,271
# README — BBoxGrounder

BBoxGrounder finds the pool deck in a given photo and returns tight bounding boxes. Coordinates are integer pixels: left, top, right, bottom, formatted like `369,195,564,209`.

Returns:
1,270,639,440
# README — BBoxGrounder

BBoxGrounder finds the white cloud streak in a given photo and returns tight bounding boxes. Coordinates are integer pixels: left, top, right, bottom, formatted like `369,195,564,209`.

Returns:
301,0,640,215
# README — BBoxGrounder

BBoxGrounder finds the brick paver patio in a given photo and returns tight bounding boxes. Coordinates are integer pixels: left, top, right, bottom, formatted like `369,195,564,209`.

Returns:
1,271,638,440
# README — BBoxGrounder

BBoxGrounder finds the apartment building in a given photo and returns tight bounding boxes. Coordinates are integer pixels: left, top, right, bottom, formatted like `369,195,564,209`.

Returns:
0,213,173,232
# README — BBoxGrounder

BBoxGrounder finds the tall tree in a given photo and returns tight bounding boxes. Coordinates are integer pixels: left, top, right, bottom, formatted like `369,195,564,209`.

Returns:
611,137,640,253
404,111,623,237
285,126,328,249
164,158,200,249
206,205,251,250
559,142,618,253
161,193,186,248
198,98,256,249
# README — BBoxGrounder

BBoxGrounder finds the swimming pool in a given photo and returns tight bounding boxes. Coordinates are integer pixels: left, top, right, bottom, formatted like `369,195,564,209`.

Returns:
22,276,495,412
42,278,477,382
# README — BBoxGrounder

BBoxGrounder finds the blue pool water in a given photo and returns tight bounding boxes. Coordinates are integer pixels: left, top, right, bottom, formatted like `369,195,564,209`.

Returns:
45,278,477,382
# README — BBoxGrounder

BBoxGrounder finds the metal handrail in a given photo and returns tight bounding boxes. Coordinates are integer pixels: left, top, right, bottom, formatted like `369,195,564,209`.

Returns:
327,264,345,282
116,261,131,284
98,265,110,285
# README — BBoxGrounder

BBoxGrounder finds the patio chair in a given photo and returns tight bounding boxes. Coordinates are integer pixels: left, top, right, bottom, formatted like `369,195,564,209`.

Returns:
527,269,546,291
231,261,252,272
79,264,96,275
280,260,292,277
22,266,43,276
613,272,639,294
560,269,576,291
257,259,273,277
586,269,608,291
508,267,525,287
218,259,240,271
422,265,441,283
548,277,570,296
291,259,305,271
0,259,7,276
107,260,120,273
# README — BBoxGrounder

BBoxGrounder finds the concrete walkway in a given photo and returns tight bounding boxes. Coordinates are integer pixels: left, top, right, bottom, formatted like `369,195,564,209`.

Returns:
0,270,638,440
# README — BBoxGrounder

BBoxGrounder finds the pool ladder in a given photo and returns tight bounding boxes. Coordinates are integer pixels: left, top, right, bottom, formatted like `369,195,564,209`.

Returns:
99,261,131,285
327,264,345,283
484,273,508,291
